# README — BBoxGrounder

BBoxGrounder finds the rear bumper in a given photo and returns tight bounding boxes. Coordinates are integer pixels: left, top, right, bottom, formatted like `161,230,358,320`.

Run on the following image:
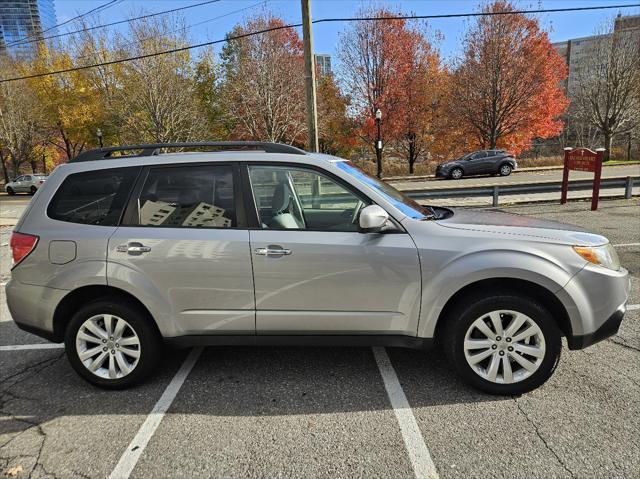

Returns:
566,306,625,350
6,279,66,342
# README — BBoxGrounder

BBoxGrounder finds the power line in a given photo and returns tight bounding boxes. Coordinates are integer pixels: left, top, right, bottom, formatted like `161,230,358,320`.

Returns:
5,0,122,47
2,2,639,84
74,0,266,62
8,0,223,48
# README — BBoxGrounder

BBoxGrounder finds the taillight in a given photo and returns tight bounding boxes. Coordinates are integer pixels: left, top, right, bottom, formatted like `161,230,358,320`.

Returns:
10,232,39,267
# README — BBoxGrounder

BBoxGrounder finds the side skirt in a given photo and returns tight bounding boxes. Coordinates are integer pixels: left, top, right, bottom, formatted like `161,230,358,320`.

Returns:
165,334,434,350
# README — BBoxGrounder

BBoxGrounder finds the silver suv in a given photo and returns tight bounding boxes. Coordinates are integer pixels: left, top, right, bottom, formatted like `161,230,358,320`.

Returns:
6,142,629,394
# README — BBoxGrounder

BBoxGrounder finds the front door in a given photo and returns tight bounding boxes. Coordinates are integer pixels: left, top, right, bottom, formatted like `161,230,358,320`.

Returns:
108,163,255,335
246,164,422,336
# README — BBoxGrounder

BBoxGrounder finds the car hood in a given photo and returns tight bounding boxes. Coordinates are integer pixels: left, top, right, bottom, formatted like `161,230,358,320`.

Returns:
435,208,607,246
438,160,462,168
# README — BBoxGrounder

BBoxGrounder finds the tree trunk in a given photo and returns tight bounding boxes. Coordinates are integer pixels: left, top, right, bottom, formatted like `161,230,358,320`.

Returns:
408,136,416,174
0,151,9,184
603,131,612,161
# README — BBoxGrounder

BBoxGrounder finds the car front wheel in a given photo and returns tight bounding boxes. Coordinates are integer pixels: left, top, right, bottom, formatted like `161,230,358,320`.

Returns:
65,299,161,389
6,187,15,195
499,164,512,176
30,186,37,195
450,168,463,180
441,293,561,395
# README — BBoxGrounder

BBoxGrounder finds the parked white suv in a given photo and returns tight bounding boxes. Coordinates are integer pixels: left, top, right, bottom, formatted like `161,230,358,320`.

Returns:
6,142,629,394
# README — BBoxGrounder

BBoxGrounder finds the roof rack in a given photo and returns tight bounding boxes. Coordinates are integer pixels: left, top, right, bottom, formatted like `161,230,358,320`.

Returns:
71,141,307,162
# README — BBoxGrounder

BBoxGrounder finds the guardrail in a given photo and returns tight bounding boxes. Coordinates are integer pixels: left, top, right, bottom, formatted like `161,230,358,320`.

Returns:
400,176,639,207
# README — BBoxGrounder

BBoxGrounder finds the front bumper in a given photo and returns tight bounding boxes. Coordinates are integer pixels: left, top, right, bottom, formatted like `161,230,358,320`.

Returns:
559,264,630,350
566,305,625,350
435,168,450,178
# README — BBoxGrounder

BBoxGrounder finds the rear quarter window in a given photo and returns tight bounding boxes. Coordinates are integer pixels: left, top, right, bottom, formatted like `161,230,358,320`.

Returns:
47,167,140,226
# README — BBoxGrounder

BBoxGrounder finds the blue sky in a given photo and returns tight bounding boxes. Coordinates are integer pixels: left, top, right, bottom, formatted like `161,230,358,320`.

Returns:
53,0,639,62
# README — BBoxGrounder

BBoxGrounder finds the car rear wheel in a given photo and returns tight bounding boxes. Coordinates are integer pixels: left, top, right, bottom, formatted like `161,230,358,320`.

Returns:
65,299,161,389
6,187,15,195
30,186,37,195
450,168,463,180
441,293,561,395
499,164,512,176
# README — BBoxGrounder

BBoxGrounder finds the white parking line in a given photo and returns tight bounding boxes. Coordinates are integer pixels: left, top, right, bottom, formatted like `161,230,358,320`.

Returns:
109,347,203,479
628,304,640,311
372,347,439,479
0,343,64,351
614,243,640,248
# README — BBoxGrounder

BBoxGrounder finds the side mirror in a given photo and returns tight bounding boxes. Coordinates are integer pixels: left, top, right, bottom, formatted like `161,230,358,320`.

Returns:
359,205,389,233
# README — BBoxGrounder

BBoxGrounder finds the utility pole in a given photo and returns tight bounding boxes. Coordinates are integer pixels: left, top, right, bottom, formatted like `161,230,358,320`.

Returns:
301,0,319,152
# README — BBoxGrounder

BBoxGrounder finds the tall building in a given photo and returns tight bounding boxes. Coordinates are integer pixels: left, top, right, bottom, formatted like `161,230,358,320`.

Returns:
0,0,57,58
552,14,640,98
315,54,332,76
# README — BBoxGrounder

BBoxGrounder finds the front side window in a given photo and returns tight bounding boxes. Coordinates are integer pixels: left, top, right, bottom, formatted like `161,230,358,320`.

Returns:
248,165,366,231
334,161,433,220
48,167,139,226
133,165,236,228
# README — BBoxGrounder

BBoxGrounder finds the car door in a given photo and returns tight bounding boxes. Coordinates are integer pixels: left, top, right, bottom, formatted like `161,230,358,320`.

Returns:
13,176,25,192
476,150,500,174
465,152,487,175
246,163,422,336
108,163,256,335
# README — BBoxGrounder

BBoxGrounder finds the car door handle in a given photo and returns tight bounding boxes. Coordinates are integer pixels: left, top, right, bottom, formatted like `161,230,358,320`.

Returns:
255,246,292,257
117,243,151,254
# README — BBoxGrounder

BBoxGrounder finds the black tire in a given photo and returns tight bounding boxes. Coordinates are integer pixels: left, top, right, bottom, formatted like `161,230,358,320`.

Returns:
440,293,561,395
64,298,162,389
450,167,463,180
30,186,37,195
6,187,15,195
499,164,512,176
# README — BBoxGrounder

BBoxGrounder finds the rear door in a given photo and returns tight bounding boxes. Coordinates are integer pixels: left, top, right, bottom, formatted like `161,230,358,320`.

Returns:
108,163,255,336
246,163,422,336
477,150,500,174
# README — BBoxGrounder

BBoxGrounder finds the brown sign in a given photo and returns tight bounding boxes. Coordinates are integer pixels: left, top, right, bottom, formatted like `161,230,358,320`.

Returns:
561,147,604,211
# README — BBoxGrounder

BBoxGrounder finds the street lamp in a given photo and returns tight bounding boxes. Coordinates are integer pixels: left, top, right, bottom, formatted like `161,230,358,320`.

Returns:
96,128,103,148
375,108,382,178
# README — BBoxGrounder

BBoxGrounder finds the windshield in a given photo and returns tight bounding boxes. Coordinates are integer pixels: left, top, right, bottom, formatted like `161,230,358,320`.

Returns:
335,161,435,220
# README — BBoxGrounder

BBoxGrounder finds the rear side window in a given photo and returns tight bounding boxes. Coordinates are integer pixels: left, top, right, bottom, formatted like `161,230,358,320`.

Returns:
131,165,236,228
48,167,139,226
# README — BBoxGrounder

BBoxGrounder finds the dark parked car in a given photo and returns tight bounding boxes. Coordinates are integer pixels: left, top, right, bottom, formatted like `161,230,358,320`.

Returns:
436,150,517,179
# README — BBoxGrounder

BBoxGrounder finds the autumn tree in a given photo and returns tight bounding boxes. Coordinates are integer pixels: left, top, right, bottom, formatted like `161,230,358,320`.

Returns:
450,0,569,154
316,74,355,157
114,16,208,144
220,14,306,144
26,44,104,160
574,19,640,160
339,7,410,174
392,28,447,173
339,7,447,174
0,58,41,181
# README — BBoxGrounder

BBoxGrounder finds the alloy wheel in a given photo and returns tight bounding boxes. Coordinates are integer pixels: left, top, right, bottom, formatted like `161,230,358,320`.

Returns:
75,314,141,379
500,165,511,175
451,168,463,179
463,310,545,384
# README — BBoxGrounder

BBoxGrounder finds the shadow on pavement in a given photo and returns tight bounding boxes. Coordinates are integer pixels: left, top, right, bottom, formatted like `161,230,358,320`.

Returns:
0,327,500,437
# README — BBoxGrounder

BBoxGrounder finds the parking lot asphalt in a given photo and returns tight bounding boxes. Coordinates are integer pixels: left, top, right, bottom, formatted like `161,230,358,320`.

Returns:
1,198,639,478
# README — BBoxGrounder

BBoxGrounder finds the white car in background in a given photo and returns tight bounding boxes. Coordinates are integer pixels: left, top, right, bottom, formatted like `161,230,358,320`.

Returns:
5,174,47,195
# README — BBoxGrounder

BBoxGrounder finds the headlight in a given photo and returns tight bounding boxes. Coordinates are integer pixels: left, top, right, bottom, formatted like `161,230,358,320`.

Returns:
573,244,620,271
